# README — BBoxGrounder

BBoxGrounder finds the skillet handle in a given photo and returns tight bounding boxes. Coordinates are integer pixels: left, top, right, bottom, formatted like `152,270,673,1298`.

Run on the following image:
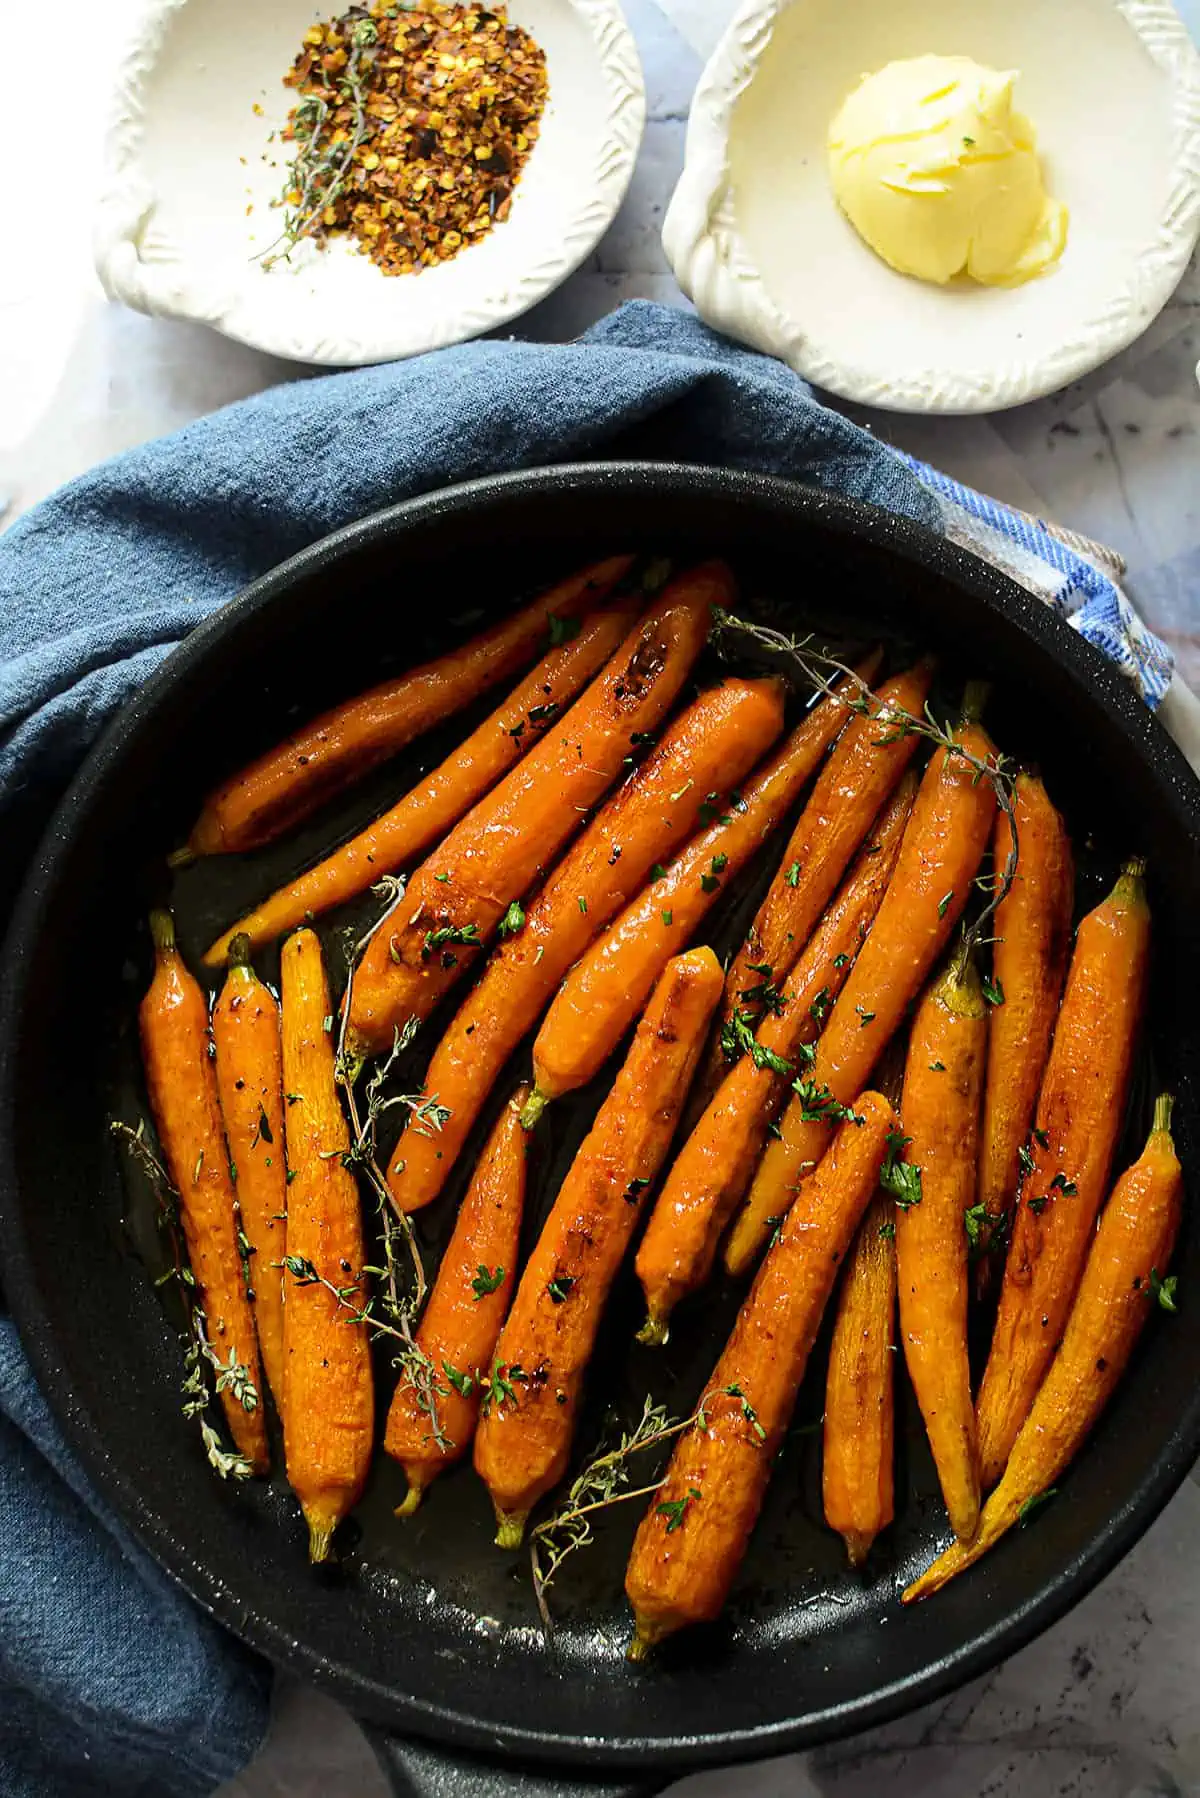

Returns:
365,1729,666,1798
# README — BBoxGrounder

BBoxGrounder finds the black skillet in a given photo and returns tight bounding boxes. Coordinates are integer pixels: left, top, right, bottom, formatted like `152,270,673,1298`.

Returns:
2,463,1200,1798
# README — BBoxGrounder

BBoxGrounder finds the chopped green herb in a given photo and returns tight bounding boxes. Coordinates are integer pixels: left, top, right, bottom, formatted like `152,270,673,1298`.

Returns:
833,953,850,969
442,1361,474,1398
661,909,673,926
701,874,720,893
656,1487,701,1533
434,870,451,882
880,1129,922,1210
547,1275,576,1305
423,922,481,956
651,864,667,881
720,1006,793,1074
1150,1267,1178,1313
878,1220,896,1241
1018,1143,1036,1177
809,987,831,1025
963,1199,990,1254
1033,1127,1050,1149
856,1004,876,1027
1050,1173,1077,1195
577,896,588,915
472,1264,505,1299
938,890,954,919
785,861,801,887
484,1360,526,1411
528,702,559,727
1028,1195,1050,1215
670,779,694,804
982,974,1005,1007
711,853,728,874
793,1078,861,1126
624,1175,650,1205
929,1060,946,1073
498,899,525,938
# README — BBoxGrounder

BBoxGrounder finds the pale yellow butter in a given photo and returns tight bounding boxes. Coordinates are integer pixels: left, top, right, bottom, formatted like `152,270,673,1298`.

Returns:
827,54,1068,286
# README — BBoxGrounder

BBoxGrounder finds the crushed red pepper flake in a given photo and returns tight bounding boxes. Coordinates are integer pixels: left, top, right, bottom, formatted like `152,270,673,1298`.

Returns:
265,1,548,275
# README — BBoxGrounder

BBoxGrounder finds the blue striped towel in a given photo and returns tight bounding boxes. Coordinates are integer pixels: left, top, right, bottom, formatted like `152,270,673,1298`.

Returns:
906,452,1174,707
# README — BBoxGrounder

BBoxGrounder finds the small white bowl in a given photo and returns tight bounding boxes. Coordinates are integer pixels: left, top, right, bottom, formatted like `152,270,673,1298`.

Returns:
663,0,1200,413
95,0,644,366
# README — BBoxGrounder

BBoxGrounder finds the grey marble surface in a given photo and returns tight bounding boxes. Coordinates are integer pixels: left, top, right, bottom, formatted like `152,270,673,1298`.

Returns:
3,1,1199,1793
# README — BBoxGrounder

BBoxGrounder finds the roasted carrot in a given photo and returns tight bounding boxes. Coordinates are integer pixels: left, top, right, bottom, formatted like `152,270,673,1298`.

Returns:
182,556,634,858
386,1086,530,1515
345,567,725,1057
895,954,987,1542
822,1193,897,1567
633,771,915,1344
724,688,999,1279
473,949,723,1548
625,1093,895,1656
203,599,644,966
974,773,1074,1291
139,911,269,1473
212,934,288,1415
280,928,374,1562
524,668,872,1120
697,659,933,1109
975,858,1151,1490
906,1094,1182,1602
389,678,784,1212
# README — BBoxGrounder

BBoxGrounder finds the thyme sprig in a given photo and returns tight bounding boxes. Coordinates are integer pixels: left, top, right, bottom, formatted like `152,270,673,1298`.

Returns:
709,611,1019,964
528,1395,703,1629
111,1120,257,1480
257,18,379,269
331,875,453,1448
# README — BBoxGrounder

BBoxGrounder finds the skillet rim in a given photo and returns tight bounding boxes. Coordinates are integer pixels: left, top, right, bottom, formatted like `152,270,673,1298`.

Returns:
2,459,1199,1770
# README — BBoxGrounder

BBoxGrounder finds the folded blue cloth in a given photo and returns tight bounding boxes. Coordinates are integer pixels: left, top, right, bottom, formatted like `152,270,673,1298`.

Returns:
0,301,1172,1798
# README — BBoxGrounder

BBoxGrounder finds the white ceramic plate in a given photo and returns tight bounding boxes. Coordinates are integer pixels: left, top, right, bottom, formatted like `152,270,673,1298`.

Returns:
95,0,644,365
663,0,1200,413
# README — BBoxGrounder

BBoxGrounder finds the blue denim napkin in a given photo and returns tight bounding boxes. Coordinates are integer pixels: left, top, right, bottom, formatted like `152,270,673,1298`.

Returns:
0,301,1171,1798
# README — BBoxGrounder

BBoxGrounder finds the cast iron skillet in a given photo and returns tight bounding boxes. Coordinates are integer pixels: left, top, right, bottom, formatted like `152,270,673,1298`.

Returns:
2,464,1200,1798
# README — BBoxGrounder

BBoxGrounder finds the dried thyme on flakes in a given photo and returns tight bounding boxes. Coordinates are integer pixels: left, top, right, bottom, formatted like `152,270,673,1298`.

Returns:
265,0,549,274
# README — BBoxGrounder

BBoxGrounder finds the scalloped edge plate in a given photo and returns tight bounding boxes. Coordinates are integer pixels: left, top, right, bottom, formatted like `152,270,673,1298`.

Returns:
95,0,644,366
663,0,1200,413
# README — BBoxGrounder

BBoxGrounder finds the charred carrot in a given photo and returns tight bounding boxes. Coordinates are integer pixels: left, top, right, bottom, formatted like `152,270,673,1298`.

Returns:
823,1192,897,1567
345,568,726,1056
906,1094,1182,1602
203,599,644,966
386,1086,530,1515
139,911,269,1473
895,954,988,1542
280,928,374,1562
974,774,1074,1290
182,556,634,858
389,678,784,1212
212,934,288,1415
523,668,873,1121
625,1093,895,1656
697,659,933,1108
724,687,999,1279
473,950,723,1547
975,859,1151,1490
633,771,915,1344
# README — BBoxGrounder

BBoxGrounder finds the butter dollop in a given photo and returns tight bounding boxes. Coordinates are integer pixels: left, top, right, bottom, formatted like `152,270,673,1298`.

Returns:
826,54,1068,287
